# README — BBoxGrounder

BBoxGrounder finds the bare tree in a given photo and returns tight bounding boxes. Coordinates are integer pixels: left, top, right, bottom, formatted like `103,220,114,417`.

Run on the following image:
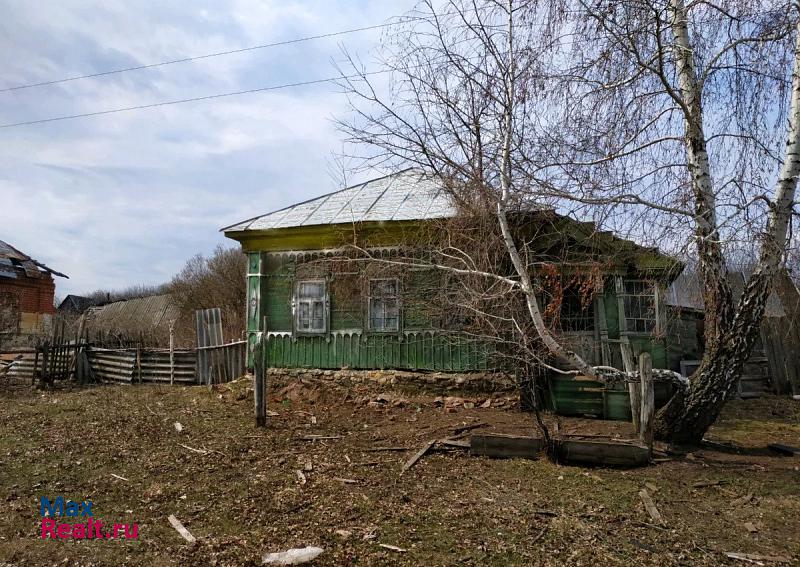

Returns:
338,0,800,443
541,0,800,443
337,0,600,379
168,245,247,346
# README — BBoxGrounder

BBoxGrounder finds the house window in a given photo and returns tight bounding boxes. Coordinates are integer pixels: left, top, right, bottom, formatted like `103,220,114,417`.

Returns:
560,288,595,332
622,280,657,333
295,280,326,333
368,279,400,332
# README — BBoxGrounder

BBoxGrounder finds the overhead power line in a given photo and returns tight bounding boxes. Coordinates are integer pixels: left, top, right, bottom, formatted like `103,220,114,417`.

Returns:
0,22,401,93
0,71,385,129
1,8,776,94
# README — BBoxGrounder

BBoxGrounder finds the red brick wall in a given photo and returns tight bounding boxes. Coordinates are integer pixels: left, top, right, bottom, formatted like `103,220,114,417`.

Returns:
0,275,56,314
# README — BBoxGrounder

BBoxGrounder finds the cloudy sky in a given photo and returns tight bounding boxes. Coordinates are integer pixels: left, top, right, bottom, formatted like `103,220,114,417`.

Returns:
0,0,416,298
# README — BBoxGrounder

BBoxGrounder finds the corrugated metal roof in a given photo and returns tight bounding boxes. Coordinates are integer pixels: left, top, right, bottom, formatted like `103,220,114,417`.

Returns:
223,169,454,232
666,271,785,317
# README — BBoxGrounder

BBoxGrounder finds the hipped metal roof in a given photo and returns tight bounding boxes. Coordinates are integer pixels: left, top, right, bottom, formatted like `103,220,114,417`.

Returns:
223,169,453,232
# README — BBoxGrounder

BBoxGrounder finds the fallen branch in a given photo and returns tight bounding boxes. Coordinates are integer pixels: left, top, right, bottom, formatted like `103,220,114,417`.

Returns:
110,473,129,482
168,514,196,543
294,435,343,441
332,477,359,484
361,446,408,452
400,440,436,475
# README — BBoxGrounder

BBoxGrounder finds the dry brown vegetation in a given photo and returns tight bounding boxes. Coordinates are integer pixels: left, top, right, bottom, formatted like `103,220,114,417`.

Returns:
0,379,798,566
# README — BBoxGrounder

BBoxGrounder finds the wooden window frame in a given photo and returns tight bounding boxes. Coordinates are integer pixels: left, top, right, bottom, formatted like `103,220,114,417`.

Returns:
366,278,401,333
620,279,659,334
292,279,329,336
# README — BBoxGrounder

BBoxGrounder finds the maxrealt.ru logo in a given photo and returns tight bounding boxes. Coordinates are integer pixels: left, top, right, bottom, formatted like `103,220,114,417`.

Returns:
40,496,138,540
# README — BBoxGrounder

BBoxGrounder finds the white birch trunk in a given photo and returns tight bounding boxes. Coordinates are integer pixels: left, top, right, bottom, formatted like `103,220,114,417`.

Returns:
495,0,596,378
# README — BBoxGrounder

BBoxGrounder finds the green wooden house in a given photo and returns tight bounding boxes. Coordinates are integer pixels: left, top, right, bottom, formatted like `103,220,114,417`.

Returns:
223,170,682,414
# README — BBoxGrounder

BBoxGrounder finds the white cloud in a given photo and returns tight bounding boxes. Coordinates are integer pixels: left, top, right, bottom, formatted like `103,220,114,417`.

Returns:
0,0,417,296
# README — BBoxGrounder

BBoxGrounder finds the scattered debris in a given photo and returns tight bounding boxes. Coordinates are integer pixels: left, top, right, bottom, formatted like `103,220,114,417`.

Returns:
452,422,488,435
179,443,207,455
167,514,196,543
644,482,658,493
731,492,755,508
725,552,792,564
639,489,665,527
378,544,407,553
262,546,324,565
362,446,407,452
744,522,758,533
767,443,800,456
332,477,358,484
334,529,351,539
295,470,306,485
437,438,471,449
173,422,183,433
401,440,436,474
303,461,313,472
693,479,725,488
294,435,342,441
110,473,129,482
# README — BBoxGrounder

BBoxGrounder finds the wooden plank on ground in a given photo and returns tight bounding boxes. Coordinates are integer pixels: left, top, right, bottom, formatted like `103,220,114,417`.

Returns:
639,488,665,526
168,514,196,543
768,443,800,456
558,439,650,467
400,440,436,474
470,434,544,459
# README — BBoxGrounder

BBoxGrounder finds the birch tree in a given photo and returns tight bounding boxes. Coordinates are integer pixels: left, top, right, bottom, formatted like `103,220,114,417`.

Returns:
543,0,800,443
337,0,599,379
338,0,800,443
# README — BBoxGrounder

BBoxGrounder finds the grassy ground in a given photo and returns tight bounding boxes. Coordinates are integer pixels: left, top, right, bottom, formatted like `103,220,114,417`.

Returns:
0,377,798,566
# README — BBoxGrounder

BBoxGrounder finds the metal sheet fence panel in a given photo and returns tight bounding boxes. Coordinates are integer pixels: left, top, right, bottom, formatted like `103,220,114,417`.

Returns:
196,340,247,384
86,348,197,384
196,308,224,385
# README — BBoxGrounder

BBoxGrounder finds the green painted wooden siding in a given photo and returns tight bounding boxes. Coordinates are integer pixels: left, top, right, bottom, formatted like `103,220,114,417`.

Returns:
548,374,674,421
262,332,491,371
246,252,672,374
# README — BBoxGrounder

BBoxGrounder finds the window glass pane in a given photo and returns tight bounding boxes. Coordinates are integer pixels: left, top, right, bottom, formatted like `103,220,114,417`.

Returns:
298,303,310,330
622,281,656,333
296,281,326,333
299,282,324,299
368,280,399,331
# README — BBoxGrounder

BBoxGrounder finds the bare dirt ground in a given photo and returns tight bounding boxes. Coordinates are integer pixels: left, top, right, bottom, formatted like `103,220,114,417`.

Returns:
0,376,798,566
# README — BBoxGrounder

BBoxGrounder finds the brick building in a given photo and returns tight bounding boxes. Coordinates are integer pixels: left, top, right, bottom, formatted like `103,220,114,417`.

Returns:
0,239,67,339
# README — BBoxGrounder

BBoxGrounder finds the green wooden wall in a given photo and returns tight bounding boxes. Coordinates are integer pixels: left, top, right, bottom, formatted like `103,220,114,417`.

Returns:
246,251,673,373
261,332,490,371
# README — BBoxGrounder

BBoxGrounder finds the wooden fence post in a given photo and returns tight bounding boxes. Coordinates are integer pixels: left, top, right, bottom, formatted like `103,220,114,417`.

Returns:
639,352,654,450
253,334,266,427
169,321,175,386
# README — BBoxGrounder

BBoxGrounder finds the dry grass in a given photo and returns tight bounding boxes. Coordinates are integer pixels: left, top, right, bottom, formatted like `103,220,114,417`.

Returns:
0,378,798,566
